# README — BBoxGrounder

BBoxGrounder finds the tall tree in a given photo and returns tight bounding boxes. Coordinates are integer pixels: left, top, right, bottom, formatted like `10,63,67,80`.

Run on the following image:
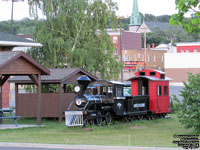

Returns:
27,0,121,80
170,0,200,33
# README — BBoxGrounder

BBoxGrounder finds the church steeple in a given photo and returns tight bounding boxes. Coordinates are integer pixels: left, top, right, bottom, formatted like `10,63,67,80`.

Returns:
130,0,142,26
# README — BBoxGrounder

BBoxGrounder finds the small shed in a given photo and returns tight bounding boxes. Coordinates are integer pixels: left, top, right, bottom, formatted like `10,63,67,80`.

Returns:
0,51,50,125
9,68,98,122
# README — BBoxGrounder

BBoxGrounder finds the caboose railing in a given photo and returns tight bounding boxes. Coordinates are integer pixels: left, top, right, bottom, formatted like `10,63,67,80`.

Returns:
65,111,83,126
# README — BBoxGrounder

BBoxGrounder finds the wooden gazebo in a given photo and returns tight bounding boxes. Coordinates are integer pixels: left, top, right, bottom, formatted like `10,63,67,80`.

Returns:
9,68,98,122
0,51,50,125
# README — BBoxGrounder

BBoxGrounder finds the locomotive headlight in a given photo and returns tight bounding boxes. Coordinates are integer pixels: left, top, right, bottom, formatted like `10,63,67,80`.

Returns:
74,85,81,93
75,96,87,108
75,99,82,106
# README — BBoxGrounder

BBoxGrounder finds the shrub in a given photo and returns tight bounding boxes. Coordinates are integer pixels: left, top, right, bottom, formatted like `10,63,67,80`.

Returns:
173,73,200,133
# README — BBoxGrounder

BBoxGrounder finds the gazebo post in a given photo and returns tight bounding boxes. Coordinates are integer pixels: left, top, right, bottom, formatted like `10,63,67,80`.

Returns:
0,75,10,124
63,84,66,93
36,74,42,125
58,83,62,122
0,85,2,124
15,83,19,115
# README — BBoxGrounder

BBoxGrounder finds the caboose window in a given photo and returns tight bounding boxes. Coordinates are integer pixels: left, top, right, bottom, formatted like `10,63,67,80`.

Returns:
164,86,168,96
161,74,165,79
139,72,145,76
157,86,162,96
150,72,156,76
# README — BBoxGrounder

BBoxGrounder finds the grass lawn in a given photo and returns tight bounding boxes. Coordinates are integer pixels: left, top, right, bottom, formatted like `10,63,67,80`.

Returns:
0,114,194,147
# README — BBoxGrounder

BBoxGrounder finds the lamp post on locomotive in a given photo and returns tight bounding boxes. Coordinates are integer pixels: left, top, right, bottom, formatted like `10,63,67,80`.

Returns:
65,69,172,127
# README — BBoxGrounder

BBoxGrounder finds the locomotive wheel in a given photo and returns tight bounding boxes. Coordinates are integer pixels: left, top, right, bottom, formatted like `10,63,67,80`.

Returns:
147,115,151,120
96,113,102,126
96,117,102,126
105,112,112,125
83,119,89,127
89,119,94,126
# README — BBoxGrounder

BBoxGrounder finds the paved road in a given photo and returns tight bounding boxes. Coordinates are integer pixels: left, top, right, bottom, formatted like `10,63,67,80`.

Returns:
0,143,185,150
0,147,82,150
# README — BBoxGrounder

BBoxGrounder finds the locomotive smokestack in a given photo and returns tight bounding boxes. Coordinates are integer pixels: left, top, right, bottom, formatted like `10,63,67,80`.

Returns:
77,75,91,92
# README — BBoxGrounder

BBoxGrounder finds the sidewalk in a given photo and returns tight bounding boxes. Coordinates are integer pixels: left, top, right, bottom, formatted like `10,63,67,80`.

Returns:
0,124,43,130
0,142,186,150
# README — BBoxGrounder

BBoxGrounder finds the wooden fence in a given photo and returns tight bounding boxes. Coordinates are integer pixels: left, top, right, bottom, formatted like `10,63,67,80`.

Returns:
17,93,76,118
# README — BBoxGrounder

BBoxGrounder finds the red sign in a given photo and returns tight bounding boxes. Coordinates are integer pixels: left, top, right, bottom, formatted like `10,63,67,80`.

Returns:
125,61,144,65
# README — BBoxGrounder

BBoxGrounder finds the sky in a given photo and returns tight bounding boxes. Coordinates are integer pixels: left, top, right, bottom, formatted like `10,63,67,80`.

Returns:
0,0,177,21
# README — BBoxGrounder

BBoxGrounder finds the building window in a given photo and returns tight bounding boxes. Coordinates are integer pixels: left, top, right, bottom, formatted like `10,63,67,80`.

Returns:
186,50,189,53
134,55,137,61
164,86,168,96
157,86,162,96
142,55,144,61
114,48,118,54
181,50,184,53
147,55,149,62
161,56,164,63
113,36,118,43
124,55,129,61
105,48,108,53
154,56,156,62
194,49,198,53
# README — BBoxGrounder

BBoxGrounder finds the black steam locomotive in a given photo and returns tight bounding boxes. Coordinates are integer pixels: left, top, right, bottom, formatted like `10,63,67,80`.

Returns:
65,75,149,127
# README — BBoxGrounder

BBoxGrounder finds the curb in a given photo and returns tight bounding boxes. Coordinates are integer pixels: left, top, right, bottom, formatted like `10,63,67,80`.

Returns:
0,142,184,150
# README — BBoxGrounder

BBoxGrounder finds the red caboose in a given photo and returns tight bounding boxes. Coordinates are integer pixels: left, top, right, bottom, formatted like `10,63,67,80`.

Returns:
129,69,171,117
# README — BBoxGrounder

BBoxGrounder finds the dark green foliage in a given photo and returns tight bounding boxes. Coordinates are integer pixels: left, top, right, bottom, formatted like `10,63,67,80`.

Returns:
0,18,36,34
173,73,200,133
27,0,121,80
170,0,200,33
144,14,171,23
141,25,198,47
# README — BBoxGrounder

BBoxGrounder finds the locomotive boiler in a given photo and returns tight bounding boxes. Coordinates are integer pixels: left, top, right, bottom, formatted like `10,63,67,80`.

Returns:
65,69,171,127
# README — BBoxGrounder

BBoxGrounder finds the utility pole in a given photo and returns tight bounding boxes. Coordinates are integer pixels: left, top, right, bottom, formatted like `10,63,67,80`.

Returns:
10,0,14,33
119,17,123,82
144,31,146,69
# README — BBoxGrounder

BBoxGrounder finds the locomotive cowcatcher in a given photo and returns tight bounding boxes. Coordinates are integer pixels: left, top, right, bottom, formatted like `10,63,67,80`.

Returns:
65,69,171,127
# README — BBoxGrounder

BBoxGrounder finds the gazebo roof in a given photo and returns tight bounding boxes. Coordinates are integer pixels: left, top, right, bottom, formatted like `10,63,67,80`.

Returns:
9,68,98,84
0,31,42,47
0,51,50,75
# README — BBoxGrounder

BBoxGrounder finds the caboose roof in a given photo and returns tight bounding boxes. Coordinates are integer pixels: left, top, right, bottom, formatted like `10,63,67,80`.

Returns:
127,76,172,81
89,80,125,86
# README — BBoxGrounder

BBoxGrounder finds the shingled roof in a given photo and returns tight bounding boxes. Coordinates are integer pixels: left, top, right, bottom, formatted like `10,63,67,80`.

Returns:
9,68,98,84
0,51,50,75
0,31,42,47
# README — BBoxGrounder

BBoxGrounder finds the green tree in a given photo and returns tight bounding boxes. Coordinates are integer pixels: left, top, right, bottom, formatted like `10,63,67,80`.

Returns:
144,14,157,22
170,0,200,33
157,15,171,22
27,0,121,80
173,73,200,133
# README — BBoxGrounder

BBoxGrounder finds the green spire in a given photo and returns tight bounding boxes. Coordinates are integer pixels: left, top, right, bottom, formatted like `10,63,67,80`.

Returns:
130,0,142,26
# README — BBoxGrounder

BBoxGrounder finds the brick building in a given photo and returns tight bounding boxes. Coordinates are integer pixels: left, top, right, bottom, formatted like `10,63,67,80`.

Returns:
0,31,42,108
123,46,166,80
176,42,200,53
